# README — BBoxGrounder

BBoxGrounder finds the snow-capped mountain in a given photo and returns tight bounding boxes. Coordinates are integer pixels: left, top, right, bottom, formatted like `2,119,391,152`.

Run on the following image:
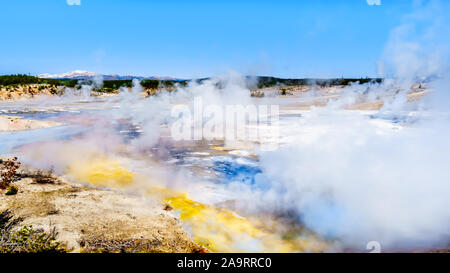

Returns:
38,70,101,79
38,70,182,81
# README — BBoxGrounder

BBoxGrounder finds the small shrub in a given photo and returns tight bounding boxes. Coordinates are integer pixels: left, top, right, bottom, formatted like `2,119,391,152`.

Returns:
0,210,19,231
0,226,64,253
0,210,66,253
251,90,265,97
163,204,173,211
0,157,21,189
5,186,18,195
49,87,58,95
31,169,56,184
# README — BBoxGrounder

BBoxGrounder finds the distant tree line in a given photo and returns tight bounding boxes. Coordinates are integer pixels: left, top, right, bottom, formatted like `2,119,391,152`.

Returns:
0,74,77,87
101,79,187,92
0,74,189,92
188,76,383,89
255,77,383,88
0,74,383,92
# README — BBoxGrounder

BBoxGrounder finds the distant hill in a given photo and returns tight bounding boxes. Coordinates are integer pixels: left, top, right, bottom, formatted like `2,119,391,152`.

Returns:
38,70,100,80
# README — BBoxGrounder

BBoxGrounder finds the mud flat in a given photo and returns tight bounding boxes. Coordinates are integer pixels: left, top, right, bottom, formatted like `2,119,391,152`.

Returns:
0,115,61,132
0,160,207,253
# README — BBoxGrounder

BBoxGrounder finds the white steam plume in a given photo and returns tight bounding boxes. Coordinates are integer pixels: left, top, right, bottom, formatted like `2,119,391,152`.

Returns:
252,0,450,250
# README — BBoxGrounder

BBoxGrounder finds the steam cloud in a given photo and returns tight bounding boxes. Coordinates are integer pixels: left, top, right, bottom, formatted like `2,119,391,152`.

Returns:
249,0,450,250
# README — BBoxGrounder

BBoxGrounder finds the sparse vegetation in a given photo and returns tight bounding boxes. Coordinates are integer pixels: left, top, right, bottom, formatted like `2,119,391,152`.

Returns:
79,238,162,253
5,186,18,195
49,86,58,95
0,157,20,190
0,210,66,253
163,204,173,211
0,161,208,253
11,165,58,184
250,90,265,97
30,169,57,184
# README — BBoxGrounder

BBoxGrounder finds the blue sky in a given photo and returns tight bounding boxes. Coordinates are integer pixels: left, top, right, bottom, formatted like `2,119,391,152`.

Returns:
0,0,416,78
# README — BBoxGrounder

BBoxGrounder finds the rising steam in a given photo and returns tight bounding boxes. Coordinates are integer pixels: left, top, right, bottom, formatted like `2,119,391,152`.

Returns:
248,0,450,250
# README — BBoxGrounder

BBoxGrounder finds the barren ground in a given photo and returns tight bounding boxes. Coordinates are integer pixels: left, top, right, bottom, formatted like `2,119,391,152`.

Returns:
0,161,207,253
0,115,61,132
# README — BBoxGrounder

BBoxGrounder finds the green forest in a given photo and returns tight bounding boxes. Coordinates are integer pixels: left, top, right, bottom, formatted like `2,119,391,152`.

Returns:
0,74,187,92
0,74,78,87
254,76,383,88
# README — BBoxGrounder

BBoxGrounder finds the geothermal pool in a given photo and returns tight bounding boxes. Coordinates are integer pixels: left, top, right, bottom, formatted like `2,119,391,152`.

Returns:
1,84,449,252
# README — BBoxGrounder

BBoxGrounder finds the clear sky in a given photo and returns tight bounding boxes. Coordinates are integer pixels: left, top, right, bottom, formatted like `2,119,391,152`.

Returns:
0,0,417,79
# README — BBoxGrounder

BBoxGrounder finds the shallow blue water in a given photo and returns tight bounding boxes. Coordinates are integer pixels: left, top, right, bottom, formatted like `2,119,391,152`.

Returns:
212,157,262,185
369,113,419,124
0,125,85,154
